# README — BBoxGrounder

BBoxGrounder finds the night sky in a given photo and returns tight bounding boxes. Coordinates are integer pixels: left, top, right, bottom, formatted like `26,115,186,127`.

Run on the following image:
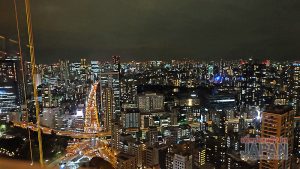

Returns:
1,0,300,63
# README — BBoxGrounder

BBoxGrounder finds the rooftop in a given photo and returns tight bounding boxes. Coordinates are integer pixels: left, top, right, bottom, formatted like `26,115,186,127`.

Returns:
264,105,293,115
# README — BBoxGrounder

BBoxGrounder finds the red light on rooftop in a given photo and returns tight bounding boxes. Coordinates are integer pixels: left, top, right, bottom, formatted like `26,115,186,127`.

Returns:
262,59,270,66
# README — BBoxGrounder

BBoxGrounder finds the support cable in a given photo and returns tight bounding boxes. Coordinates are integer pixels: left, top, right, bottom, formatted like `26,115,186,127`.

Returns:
24,0,44,166
13,0,34,165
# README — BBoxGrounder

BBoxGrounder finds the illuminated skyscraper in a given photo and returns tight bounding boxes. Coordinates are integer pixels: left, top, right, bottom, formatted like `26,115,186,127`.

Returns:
294,120,300,157
172,154,192,169
90,60,100,82
286,62,300,115
112,55,120,73
122,108,140,129
0,38,23,114
239,59,267,108
59,60,70,82
116,152,137,169
98,57,121,122
128,141,145,168
100,72,121,120
147,126,158,146
111,122,121,151
145,146,159,168
193,145,206,168
0,58,22,113
80,58,87,69
260,105,294,169
138,93,164,112
166,142,193,169
101,87,113,131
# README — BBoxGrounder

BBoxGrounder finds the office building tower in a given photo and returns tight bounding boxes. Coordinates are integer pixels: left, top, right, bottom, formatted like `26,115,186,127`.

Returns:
145,144,168,169
166,142,194,169
112,55,120,73
286,62,300,115
145,146,159,168
147,126,158,146
0,59,22,113
239,59,267,108
80,58,87,69
24,61,33,97
41,85,52,108
164,126,179,144
172,154,192,169
122,108,140,129
0,42,23,113
90,60,100,82
260,105,294,169
193,145,206,168
100,71,121,120
116,152,137,169
128,141,146,168
294,120,300,157
59,60,70,81
138,93,164,112
111,122,122,151
69,62,81,76
101,87,113,131
120,77,137,104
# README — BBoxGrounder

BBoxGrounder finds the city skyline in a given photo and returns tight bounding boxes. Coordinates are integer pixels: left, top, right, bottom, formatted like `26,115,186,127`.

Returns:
1,51,300,168
1,0,300,63
1,1,300,169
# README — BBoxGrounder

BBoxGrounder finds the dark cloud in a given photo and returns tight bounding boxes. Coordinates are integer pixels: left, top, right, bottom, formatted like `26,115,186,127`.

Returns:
1,0,300,63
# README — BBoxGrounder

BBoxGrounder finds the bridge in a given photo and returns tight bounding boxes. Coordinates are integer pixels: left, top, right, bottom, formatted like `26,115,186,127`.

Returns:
12,122,111,139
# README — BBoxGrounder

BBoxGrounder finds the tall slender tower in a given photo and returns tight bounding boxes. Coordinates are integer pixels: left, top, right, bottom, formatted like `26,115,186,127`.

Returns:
0,37,23,114
102,87,113,131
111,122,121,151
260,105,294,169
100,57,121,122
112,55,120,73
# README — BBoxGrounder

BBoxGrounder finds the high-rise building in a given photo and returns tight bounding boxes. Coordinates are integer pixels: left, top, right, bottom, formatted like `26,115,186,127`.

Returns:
69,62,81,76
166,142,194,169
239,59,267,108
294,120,300,157
80,58,87,69
101,87,113,131
112,55,120,73
145,146,159,168
0,39,23,114
59,60,70,82
164,126,179,144
111,122,122,151
90,60,100,82
41,85,54,108
145,144,168,169
138,93,164,112
116,152,137,169
122,108,140,129
100,72,121,120
147,126,158,146
128,141,146,168
0,59,22,113
286,62,300,115
260,105,294,169
172,154,192,169
193,145,206,168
